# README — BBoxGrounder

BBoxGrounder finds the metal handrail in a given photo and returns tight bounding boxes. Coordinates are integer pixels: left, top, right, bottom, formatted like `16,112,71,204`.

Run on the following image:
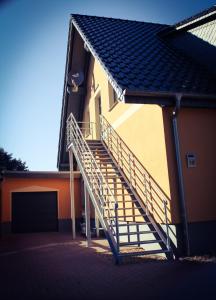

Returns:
100,115,171,249
67,113,119,250
77,121,95,139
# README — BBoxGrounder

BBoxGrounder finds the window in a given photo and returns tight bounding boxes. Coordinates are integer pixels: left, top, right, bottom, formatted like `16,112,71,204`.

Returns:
108,83,119,111
113,89,118,104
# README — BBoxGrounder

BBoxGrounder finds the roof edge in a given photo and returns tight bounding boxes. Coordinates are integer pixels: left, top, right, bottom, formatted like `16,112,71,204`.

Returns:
2,170,80,179
123,89,216,107
159,5,216,37
57,17,74,169
174,5,216,30
71,15,125,100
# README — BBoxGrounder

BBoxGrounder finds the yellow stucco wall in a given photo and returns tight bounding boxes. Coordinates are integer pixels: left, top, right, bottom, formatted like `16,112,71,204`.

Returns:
1,177,82,222
79,48,216,227
83,56,172,223
163,107,216,224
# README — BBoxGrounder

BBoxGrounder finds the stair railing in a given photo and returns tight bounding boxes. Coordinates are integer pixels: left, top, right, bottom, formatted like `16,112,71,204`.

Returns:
67,113,120,255
100,115,171,251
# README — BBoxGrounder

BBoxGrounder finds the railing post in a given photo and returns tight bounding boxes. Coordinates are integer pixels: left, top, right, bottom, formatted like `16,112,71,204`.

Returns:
128,153,132,188
85,186,91,247
95,208,100,237
90,156,93,184
120,141,124,169
143,172,149,216
115,202,120,255
117,138,119,164
109,128,112,151
99,174,104,215
69,149,76,239
163,200,171,251
99,115,103,141
107,126,110,149
132,155,136,189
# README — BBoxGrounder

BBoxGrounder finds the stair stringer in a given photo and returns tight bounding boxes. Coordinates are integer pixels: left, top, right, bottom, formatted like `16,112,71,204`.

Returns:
69,143,120,262
100,140,172,255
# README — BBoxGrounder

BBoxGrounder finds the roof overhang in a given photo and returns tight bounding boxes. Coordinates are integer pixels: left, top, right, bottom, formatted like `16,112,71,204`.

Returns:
2,171,81,179
57,19,91,170
123,89,216,108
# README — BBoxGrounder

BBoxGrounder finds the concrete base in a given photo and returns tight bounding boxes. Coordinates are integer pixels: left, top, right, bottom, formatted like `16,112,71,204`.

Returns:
160,220,216,257
1,222,12,235
58,219,72,232
1,219,80,235
188,221,216,255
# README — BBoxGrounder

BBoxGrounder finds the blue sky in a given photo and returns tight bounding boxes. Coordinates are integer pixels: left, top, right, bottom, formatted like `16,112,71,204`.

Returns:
0,0,215,171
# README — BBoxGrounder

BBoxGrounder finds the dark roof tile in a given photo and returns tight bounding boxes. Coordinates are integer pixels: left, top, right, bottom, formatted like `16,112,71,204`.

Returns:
71,14,216,99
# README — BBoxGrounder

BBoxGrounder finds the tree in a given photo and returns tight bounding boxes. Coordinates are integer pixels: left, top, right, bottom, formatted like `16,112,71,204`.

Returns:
0,148,28,173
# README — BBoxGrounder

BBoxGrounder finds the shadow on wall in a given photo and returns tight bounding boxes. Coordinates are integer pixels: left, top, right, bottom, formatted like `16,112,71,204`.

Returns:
100,116,179,254
166,29,216,76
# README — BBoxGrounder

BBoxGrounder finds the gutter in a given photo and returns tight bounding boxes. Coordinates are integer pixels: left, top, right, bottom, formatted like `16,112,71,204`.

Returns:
172,94,190,256
123,89,216,101
122,89,216,108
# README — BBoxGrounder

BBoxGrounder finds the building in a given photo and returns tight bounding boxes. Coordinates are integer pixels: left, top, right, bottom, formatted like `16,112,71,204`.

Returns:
1,6,216,263
0,171,81,234
58,6,216,262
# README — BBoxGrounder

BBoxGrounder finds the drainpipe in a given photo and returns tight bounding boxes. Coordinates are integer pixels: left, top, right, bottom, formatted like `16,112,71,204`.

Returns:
172,94,190,256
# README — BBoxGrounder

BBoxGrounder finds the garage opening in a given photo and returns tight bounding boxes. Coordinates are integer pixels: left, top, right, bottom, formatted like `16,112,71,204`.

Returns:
12,191,58,233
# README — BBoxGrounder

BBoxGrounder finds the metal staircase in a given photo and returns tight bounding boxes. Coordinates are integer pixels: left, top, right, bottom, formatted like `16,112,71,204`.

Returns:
67,113,172,263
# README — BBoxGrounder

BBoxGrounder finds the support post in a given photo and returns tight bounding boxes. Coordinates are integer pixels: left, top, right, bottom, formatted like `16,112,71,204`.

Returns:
95,208,100,237
84,186,91,246
69,149,76,239
172,94,190,256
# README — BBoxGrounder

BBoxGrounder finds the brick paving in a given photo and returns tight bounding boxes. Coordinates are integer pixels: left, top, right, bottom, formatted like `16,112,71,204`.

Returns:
0,233,216,300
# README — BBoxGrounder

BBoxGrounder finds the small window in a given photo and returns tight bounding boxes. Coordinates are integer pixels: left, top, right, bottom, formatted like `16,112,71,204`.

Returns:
109,84,119,110
113,89,118,103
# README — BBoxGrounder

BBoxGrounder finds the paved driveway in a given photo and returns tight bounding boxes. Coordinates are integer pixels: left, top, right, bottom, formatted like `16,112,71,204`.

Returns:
0,233,216,300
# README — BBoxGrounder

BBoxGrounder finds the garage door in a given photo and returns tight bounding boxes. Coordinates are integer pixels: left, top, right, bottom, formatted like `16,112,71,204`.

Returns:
12,192,58,233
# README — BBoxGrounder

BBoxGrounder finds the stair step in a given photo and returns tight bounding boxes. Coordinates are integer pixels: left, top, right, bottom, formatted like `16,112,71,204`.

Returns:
85,168,118,171
83,153,109,157
85,157,112,160
88,148,105,151
111,200,137,204
88,174,122,178
87,144,104,147
115,230,157,236
119,249,170,257
88,146,106,150
109,193,135,197
117,222,151,226
119,239,163,246
106,206,142,211
109,187,131,190
91,156,109,159
90,149,107,152
117,214,147,218
102,175,123,179
107,201,137,205
87,141,102,144
85,169,115,172
91,153,110,156
92,165,117,173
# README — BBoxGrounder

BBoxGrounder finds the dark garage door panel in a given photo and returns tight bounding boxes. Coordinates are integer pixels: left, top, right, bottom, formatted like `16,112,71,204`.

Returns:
12,192,58,233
